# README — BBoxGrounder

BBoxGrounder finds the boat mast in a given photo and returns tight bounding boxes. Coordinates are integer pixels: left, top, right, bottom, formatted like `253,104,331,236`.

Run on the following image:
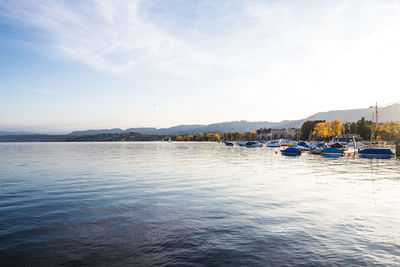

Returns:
375,102,378,128
369,102,378,147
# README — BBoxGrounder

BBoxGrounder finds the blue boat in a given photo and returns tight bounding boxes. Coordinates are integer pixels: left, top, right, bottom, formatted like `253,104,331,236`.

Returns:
297,141,310,147
280,147,301,156
358,148,394,158
320,147,344,156
224,141,234,146
316,142,325,147
245,141,262,147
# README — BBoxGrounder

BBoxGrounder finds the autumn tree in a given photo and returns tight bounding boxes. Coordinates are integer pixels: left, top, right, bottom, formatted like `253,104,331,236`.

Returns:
184,135,193,141
313,122,329,140
246,130,258,140
379,121,400,141
327,119,342,137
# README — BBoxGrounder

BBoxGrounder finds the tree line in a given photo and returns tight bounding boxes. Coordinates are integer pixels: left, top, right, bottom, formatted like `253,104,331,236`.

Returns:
300,118,400,141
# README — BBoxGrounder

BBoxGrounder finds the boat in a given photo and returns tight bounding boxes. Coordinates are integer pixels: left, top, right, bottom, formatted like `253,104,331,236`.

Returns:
347,141,363,148
330,142,347,151
358,148,394,158
280,147,302,156
320,147,344,156
224,141,234,146
297,141,311,151
280,140,294,146
237,141,247,146
266,140,281,147
309,147,323,154
357,103,394,159
245,141,262,147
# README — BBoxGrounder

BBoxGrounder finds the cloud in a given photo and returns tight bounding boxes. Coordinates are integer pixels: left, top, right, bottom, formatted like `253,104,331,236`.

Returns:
0,0,213,77
2,0,400,122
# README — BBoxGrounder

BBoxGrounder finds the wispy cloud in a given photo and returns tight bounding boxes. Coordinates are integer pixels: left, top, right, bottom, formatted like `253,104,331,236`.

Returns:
0,0,214,76
2,0,400,124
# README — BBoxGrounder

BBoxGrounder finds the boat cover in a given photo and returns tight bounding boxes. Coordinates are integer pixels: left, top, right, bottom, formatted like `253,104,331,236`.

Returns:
321,147,343,154
359,149,394,155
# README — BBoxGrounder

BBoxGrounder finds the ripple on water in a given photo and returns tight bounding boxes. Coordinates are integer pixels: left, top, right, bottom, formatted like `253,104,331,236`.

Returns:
1,142,400,266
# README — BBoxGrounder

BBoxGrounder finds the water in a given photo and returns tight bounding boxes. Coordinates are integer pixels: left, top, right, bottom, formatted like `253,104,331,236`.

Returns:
1,142,400,266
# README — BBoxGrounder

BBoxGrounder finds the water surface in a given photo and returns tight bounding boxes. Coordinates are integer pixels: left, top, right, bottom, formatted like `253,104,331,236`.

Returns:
1,142,400,266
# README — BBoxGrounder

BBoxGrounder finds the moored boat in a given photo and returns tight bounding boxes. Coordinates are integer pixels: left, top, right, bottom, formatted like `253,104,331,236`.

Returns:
320,147,344,156
358,148,394,158
330,142,347,151
224,141,234,146
266,140,281,147
309,147,323,154
280,147,302,156
245,141,262,147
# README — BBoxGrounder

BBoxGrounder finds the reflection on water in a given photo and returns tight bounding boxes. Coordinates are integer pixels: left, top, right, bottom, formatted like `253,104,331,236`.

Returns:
1,142,400,266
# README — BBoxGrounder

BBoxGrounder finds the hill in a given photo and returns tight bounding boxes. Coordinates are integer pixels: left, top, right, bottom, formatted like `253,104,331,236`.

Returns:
67,103,400,135
3,103,399,137
304,103,400,122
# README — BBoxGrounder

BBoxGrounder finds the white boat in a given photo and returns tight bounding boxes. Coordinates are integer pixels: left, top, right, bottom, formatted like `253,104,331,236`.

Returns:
245,141,262,147
266,140,281,147
320,147,344,156
237,141,247,146
347,141,363,148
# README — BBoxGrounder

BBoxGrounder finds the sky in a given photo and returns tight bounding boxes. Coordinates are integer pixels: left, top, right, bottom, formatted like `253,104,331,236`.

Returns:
1,0,400,133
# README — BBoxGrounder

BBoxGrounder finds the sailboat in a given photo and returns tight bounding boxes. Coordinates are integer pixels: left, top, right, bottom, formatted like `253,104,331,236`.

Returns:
358,102,394,158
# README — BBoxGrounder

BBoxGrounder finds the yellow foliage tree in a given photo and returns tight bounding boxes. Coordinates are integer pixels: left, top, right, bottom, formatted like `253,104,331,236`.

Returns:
313,122,329,139
175,135,183,141
380,121,400,140
249,130,258,140
184,135,193,141
327,119,342,137
213,133,220,141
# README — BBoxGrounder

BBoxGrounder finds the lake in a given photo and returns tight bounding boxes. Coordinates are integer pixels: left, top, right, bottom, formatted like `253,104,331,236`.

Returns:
1,142,400,266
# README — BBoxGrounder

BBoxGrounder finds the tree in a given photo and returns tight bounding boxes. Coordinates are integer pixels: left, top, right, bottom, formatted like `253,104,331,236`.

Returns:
327,119,342,137
300,120,324,140
203,132,211,141
213,133,220,141
313,122,329,140
379,121,400,141
184,135,193,141
195,133,203,141
356,117,372,140
248,130,258,140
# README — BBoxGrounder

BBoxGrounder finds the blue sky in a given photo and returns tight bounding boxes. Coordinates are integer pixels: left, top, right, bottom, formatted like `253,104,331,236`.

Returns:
1,0,400,132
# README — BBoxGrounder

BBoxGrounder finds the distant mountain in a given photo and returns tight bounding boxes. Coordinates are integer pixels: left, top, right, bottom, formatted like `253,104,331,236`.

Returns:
65,103,400,136
4,103,399,138
69,120,303,136
70,128,125,135
167,120,303,135
304,103,400,122
0,131,37,136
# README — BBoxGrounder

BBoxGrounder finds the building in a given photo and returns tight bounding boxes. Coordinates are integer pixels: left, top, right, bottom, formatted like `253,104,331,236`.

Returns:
333,134,362,142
